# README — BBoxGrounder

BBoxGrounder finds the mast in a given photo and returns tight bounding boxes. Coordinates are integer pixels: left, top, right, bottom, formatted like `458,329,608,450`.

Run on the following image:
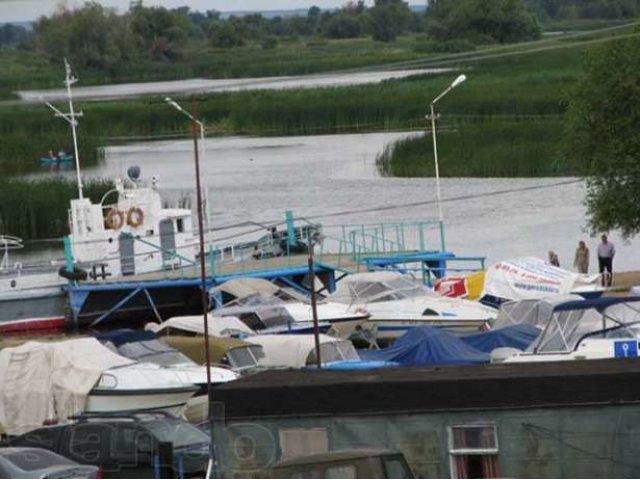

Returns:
45,58,84,199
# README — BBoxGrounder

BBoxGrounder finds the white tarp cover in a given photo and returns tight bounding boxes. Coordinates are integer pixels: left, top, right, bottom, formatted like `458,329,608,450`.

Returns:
482,257,601,301
249,334,343,368
0,338,133,435
147,314,254,336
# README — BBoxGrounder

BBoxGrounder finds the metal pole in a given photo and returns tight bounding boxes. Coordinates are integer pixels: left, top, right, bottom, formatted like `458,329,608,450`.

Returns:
190,99,216,477
308,245,322,369
64,59,83,199
430,102,443,222
199,121,210,232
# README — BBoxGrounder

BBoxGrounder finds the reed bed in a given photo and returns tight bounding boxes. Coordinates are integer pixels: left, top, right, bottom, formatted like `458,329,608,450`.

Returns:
0,177,113,240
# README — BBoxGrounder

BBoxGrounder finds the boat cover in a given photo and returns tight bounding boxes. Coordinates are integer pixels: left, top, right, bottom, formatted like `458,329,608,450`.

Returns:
459,324,541,352
146,314,255,337
360,326,489,366
0,338,132,435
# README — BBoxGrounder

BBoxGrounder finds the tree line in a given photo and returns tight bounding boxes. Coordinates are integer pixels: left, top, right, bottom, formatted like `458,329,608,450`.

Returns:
3,0,638,72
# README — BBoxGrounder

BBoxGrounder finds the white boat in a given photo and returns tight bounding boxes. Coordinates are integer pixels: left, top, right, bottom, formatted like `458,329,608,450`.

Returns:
328,271,498,341
0,236,67,333
98,329,239,395
88,362,199,416
211,278,369,336
496,296,640,363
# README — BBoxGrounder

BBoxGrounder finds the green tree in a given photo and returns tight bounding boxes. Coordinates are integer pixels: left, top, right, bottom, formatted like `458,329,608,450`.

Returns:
370,0,412,42
426,0,540,44
324,13,363,39
129,2,189,60
34,2,137,70
563,35,640,237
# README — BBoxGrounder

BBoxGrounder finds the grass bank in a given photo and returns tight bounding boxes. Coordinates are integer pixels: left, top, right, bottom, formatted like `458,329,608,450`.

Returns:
0,177,113,240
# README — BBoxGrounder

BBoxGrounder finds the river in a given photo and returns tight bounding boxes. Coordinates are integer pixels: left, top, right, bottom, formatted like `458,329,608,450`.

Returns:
22,130,639,273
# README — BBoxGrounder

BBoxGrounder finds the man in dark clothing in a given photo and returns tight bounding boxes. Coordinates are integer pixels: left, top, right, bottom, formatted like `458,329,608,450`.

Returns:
597,234,615,287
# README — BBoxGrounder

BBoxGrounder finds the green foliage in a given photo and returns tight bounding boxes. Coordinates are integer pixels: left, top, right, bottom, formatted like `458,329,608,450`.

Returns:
324,13,363,39
426,0,541,44
370,0,413,42
130,1,190,60
34,2,138,71
377,119,570,177
208,21,245,48
563,33,640,237
525,0,640,20
261,36,279,50
0,177,113,240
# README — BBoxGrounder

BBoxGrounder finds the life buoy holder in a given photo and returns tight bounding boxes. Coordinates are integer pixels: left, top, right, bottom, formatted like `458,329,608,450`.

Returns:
105,208,125,230
127,207,144,228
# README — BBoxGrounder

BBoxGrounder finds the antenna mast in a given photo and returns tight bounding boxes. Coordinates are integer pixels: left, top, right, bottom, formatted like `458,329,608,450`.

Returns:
45,58,84,199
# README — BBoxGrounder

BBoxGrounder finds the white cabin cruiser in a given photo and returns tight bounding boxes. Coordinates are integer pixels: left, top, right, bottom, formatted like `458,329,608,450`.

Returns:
498,296,640,363
329,271,498,341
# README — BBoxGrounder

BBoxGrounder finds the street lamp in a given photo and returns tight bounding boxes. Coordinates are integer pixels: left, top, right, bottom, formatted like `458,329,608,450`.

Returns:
165,97,210,231
427,74,466,222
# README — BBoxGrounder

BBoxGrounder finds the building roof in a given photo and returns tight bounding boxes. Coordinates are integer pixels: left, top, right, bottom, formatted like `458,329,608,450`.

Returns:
212,357,640,419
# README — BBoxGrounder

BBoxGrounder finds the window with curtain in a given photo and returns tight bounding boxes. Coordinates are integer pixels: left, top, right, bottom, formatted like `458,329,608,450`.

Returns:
448,425,500,479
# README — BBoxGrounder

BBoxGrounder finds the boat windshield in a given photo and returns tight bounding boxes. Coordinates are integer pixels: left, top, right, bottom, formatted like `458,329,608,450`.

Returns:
220,305,298,331
347,276,438,303
528,301,640,353
226,345,265,370
117,340,195,366
306,340,360,365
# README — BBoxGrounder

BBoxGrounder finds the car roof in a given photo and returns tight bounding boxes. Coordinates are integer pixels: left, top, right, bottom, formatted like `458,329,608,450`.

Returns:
271,449,403,468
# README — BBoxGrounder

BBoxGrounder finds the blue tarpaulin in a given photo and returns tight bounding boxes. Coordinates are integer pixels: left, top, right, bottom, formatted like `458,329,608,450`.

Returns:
459,324,540,353
360,326,490,366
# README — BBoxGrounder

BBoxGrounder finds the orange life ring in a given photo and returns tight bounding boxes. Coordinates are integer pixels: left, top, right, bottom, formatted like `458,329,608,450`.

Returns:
127,207,144,228
105,208,124,230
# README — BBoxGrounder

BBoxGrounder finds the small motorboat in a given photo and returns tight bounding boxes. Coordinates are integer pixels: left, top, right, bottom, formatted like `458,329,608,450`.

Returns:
329,271,498,342
211,278,369,336
496,296,640,363
39,153,73,165
97,329,240,396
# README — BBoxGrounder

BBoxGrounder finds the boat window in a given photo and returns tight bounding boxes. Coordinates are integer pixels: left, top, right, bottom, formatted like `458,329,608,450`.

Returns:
176,218,184,233
237,312,267,331
227,346,264,370
307,341,359,365
448,425,500,479
422,308,439,316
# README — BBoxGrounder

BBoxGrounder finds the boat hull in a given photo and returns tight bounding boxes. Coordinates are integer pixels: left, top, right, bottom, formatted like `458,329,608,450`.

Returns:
86,387,197,416
0,291,67,333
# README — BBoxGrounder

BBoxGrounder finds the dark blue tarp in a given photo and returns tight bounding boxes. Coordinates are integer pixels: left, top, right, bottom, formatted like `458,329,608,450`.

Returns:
459,324,540,353
96,329,157,347
360,326,489,366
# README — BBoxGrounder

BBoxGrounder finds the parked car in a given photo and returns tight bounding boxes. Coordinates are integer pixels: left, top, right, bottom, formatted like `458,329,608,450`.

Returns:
265,449,414,479
9,413,210,479
0,447,99,478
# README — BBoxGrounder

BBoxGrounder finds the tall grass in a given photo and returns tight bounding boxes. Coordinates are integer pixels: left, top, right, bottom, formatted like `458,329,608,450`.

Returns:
376,118,580,177
0,177,113,240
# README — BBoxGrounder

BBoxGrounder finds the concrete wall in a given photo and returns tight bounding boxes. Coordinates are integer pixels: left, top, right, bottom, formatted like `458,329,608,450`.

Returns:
213,403,640,478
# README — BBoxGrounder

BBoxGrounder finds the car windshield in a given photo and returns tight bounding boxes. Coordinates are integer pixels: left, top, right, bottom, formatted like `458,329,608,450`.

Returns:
4,450,72,471
145,419,210,449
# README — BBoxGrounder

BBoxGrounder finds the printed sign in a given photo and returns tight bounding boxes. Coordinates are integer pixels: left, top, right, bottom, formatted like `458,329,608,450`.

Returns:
614,341,638,358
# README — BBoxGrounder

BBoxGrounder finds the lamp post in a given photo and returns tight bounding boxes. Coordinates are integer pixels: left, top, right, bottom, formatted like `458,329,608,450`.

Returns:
165,97,210,231
428,74,466,222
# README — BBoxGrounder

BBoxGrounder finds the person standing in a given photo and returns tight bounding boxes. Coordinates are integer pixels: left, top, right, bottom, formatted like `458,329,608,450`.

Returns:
548,250,560,267
573,240,590,274
597,234,615,287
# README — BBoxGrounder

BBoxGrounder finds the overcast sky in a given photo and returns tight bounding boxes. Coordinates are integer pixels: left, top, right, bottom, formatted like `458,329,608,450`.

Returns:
0,0,374,23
